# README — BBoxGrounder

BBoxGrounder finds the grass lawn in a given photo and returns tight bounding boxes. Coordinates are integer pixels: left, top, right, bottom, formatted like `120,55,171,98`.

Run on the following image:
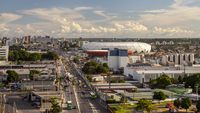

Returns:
109,104,135,113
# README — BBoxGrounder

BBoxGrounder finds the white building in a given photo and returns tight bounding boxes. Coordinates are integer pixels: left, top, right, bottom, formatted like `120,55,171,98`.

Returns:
124,64,200,83
108,49,129,70
0,46,9,61
161,53,195,66
82,42,151,54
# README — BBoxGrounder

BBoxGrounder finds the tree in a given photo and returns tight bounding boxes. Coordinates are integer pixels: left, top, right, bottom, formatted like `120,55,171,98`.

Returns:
29,53,41,61
73,57,79,63
96,65,109,74
135,99,153,113
9,50,43,61
181,97,192,113
184,74,200,93
42,52,59,60
82,61,109,74
86,75,92,82
196,100,200,112
103,63,109,69
178,76,183,83
174,99,181,111
150,74,172,89
120,96,128,104
29,70,40,80
153,91,167,102
6,70,19,83
50,97,62,113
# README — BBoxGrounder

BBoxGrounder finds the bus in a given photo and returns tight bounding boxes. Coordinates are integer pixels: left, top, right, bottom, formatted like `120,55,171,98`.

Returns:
66,101,73,110
89,92,97,99
66,101,76,110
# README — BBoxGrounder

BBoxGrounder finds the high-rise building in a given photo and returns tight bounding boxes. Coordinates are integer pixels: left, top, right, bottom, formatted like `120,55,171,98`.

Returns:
23,36,31,44
161,53,195,66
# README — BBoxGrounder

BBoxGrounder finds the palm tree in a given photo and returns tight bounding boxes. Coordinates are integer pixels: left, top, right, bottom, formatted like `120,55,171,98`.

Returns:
50,97,62,113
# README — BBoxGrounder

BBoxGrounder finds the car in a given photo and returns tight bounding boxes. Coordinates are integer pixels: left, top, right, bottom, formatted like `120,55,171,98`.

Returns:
31,102,41,108
22,96,28,101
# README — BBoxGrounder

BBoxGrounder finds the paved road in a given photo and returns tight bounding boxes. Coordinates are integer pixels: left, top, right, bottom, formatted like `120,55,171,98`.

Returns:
61,54,109,113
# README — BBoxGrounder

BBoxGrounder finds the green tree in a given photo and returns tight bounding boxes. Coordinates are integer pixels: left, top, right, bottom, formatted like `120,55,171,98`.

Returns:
178,76,183,83
103,63,109,69
150,74,172,89
174,99,181,111
6,70,19,83
120,96,128,104
153,91,167,102
73,57,79,63
181,97,192,113
42,52,59,60
86,75,92,82
50,97,62,113
184,74,200,92
135,99,153,113
29,53,41,61
29,70,40,80
82,61,98,74
82,61,109,74
96,65,109,74
196,100,200,112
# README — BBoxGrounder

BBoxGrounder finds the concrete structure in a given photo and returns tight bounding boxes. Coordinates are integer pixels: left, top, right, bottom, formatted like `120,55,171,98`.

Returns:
161,53,195,66
0,63,56,81
93,83,137,90
82,42,151,56
108,49,129,70
0,46,9,61
124,64,200,83
23,36,31,44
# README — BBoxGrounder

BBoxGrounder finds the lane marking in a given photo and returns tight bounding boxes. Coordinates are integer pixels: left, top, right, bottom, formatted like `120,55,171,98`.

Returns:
73,86,81,113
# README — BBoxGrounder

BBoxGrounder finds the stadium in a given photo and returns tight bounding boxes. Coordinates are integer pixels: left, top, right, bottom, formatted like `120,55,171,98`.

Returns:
82,42,151,56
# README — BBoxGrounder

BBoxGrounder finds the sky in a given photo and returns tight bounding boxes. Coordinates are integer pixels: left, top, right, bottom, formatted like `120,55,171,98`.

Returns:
0,0,200,38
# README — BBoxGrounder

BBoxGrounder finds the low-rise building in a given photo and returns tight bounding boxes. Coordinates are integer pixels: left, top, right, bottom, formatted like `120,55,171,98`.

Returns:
124,64,200,83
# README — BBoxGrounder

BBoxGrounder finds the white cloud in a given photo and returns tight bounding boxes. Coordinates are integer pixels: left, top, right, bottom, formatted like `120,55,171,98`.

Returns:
3,1,199,38
0,13,22,24
114,21,148,32
74,7,93,11
153,26,194,36
0,24,9,32
140,0,200,26
143,9,168,13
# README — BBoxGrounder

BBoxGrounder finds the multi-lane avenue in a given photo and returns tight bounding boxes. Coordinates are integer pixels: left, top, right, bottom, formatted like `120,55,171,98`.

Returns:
60,52,109,113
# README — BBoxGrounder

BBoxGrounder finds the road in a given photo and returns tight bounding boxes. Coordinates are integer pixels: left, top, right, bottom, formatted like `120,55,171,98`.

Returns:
60,52,109,113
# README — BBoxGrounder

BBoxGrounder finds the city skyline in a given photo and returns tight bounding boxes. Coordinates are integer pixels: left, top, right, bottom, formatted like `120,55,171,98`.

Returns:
0,0,200,38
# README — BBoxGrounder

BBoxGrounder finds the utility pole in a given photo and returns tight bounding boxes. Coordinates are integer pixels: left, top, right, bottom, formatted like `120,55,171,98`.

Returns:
108,72,113,89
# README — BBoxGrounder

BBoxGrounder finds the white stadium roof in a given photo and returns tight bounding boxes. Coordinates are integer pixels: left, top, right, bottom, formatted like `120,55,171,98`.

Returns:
82,42,151,53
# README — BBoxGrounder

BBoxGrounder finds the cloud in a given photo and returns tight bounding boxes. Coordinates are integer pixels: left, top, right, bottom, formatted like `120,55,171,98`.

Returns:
153,26,194,36
2,1,199,38
0,13,22,24
0,24,9,32
140,0,200,27
93,10,117,22
143,9,168,13
114,21,148,32
74,7,93,11
20,7,84,21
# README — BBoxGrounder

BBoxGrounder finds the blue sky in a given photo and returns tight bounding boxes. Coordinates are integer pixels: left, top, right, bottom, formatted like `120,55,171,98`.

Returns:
0,0,200,38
